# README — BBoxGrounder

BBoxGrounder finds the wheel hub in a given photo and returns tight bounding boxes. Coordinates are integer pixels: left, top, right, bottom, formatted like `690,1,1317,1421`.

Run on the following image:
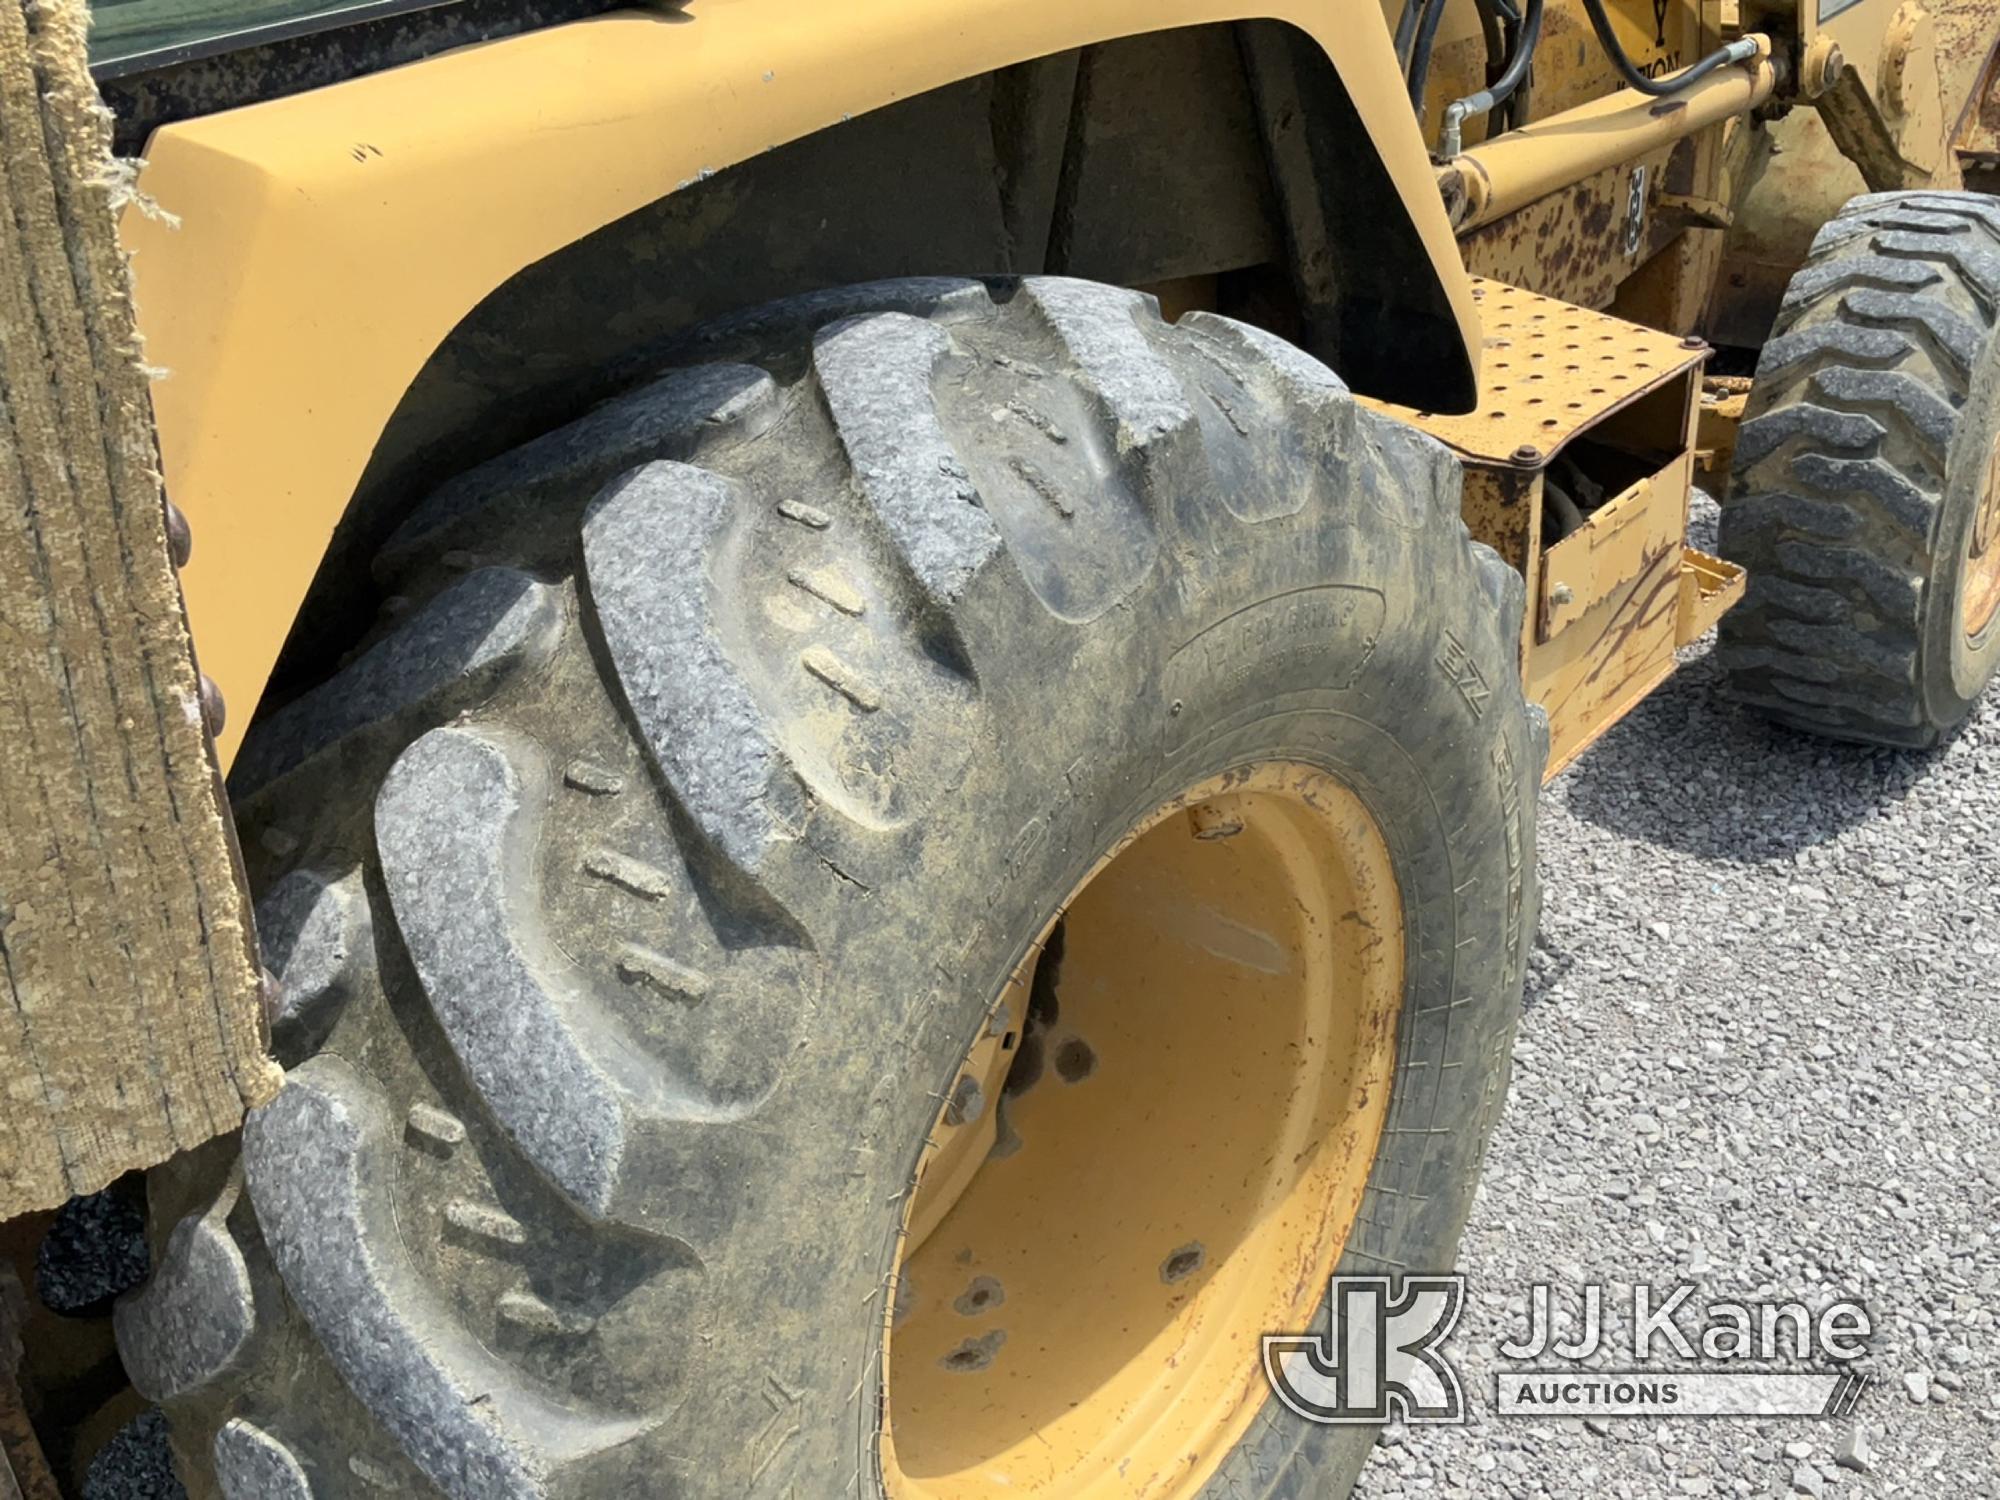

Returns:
880,764,1404,1499
1968,438,2000,638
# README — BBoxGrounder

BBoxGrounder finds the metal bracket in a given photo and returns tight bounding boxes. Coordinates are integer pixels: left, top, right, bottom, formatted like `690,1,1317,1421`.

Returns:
1654,190,1734,230
1812,59,1934,191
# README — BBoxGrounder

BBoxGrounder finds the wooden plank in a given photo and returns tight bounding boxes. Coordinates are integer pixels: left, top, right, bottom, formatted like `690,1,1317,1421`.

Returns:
0,0,279,1216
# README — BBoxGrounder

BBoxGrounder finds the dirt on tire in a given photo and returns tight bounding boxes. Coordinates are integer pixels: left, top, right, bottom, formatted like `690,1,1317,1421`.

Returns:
116,277,1542,1500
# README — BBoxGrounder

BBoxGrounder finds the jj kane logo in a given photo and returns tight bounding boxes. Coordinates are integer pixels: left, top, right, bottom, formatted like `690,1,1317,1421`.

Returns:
1265,1277,1873,1424
1263,1277,1467,1424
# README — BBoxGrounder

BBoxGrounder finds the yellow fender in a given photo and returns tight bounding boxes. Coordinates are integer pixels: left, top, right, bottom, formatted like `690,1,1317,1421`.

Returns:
122,0,1478,766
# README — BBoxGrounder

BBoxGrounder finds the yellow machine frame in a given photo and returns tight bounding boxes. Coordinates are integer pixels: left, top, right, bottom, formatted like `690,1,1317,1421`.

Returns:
126,0,1980,766
121,0,1478,768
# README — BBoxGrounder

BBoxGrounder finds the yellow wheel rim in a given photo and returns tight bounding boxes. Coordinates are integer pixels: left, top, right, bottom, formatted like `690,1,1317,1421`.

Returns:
1966,437,2000,639
881,763,1404,1500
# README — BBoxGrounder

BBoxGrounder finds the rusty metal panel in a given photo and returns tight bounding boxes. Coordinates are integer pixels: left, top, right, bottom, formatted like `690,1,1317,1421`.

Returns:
1537,467,1684,638
1369,280,1722,778
1608,119,1746,334
1526,517,1685,773
1695,374,1752,473
1460,465,1543,575
1613,219,1729,333
1461,158,1666,309
1363,279,1705,464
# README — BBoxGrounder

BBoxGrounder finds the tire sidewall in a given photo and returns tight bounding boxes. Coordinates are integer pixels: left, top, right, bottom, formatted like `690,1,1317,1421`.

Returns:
1940,342,2000,705
842,499,1537,1499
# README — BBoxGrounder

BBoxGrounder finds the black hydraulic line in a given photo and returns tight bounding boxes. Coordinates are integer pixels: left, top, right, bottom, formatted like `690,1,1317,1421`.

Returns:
1477,0,1541,108
1509,36,1533,129
1577,0,1752,96
1493,0,1529,126
1437,0,1543,154
1473,0,1508,85
1405,0,1452,113
1394,0,1422,67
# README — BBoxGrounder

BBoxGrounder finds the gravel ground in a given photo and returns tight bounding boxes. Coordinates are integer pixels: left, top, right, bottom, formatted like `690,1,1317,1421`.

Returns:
34,1187,147,1318
81,1410,183,1500
1356,499,2000,1498
51,500,2000,1499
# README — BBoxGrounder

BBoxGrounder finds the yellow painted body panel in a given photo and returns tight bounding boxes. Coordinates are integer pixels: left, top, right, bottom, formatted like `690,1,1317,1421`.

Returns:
120,0,1478,769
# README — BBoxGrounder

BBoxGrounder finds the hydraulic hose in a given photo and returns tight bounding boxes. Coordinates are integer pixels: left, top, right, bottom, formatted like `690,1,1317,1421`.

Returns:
1394,0,1422,68
1406,0,1452,113
1473,0,1508,87
1438,0,1544,156
1577,0,1760,98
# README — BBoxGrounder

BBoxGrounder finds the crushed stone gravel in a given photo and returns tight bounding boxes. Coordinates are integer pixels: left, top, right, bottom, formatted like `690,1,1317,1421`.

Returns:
1356,497,2000,1497
81,1408,185,1500
34,1185,148,1317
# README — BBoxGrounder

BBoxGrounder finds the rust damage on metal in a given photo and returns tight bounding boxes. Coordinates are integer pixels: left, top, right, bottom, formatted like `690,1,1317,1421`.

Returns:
1369,278,1735,777
1363,280,1701,469
952,1277,1006,1317
1695,374,1752,473
1461,159,1659,309
938,1330,1007,1373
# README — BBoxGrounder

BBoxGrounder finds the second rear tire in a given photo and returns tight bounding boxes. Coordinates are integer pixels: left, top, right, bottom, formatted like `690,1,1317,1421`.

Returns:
1719,190,2000,745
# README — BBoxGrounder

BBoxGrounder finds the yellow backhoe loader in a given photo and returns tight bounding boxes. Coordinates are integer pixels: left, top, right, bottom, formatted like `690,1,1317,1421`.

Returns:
0,0,1994,1492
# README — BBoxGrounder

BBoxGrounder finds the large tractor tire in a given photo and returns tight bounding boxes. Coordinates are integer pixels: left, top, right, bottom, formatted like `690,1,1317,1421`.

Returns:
1718,191,2000,745
115,278,1541,1500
